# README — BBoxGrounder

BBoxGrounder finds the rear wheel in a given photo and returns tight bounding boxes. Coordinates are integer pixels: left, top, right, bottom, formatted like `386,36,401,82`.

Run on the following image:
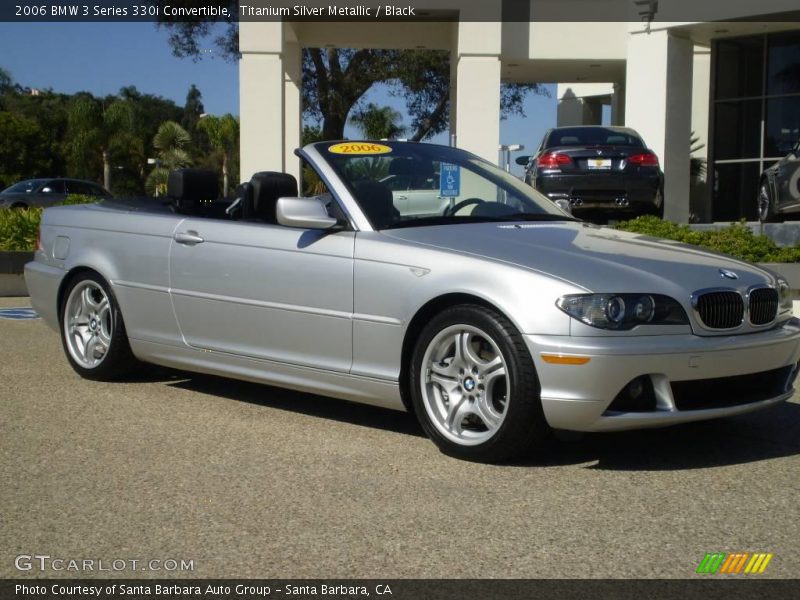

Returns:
409,305,549,462
758,180,782,223
60,272,139,381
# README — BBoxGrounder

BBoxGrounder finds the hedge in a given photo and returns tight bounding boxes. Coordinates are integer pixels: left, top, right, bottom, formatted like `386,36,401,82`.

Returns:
614,216,800,263
4,203,800,264
0,195,97,251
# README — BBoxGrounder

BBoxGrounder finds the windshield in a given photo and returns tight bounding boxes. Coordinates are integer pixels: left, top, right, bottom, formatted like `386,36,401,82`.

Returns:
545,128,644,148
313,141,573,230
1,179,47,194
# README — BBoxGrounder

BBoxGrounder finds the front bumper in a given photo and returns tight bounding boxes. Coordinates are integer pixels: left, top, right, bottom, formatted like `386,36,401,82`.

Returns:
526,319,800,432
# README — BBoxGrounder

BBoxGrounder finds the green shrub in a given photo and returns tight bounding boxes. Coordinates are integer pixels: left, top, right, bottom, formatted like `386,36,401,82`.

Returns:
0,195,99,251
615,216,800,263
59,194,100,206
0,207,42,251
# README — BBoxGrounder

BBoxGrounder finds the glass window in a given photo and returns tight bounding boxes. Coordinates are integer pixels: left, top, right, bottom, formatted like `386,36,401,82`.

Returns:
317,142,569,230
66,180,94,195
43,180,66,193
1,179,48,194
544,127,644,148
767,33,800,96
712,163,760,222
715,37,764,100
765,96,800,157
713,100,761,160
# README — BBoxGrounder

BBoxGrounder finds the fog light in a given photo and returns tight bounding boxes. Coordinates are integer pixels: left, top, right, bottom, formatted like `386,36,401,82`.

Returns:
606,376,657,413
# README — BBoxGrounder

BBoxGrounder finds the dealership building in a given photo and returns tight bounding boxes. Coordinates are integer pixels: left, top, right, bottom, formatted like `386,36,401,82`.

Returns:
238,0,800,223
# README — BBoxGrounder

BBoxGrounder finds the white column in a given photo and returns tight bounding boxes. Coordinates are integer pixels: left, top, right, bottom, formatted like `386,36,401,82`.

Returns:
239,22,297,183
451,22,501,162
625,29,693,223
283,38,302,187
611,81,625,125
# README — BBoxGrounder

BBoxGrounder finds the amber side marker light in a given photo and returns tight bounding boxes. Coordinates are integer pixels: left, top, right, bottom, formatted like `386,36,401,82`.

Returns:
541,354,591,365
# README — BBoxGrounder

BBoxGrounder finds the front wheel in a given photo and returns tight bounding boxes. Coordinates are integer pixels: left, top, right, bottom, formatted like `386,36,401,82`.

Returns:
60,272,139,381
758,180,782,223
409,305,549,462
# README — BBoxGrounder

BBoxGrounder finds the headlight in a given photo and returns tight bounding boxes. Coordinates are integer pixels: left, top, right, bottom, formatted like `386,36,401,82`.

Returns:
556,293,689,330
777,278,793,313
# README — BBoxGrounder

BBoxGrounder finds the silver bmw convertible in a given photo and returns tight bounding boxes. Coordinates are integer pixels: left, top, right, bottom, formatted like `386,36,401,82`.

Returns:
25,141,800,462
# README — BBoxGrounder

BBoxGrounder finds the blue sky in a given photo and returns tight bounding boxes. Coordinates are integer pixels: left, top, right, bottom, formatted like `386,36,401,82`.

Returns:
0,21,557,173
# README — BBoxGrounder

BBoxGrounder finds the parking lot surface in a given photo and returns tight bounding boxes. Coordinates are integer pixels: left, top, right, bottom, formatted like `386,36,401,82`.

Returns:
2,296,800,579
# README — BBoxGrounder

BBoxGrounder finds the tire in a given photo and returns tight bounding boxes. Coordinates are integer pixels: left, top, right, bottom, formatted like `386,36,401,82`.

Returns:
647,188,664,218
758,180,782,223
60,271,139,381
409,304,550,462
10,203,28,209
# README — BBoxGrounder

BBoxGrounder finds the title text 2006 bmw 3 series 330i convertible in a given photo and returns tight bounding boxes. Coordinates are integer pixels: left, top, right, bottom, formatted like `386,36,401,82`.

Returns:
25,141,800,462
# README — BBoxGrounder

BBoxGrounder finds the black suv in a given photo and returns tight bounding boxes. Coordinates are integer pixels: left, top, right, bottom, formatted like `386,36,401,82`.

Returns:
518,126,664,218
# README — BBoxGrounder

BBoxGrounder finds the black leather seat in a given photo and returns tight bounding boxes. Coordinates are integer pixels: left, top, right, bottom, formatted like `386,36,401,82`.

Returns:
167,169,219,213
352,180,398,230
250,172,299,223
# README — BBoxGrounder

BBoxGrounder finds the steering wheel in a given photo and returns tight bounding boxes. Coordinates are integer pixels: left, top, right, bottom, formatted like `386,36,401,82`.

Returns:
444,197,485,216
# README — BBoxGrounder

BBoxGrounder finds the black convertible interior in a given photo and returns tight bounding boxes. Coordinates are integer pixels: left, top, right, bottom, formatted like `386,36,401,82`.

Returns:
165,168,300,223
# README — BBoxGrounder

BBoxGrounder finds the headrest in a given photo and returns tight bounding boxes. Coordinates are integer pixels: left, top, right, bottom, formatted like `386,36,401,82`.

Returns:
250,172,298,223
167,169,219,211
558,136,579,145
606,135,627,144
352,179,395,230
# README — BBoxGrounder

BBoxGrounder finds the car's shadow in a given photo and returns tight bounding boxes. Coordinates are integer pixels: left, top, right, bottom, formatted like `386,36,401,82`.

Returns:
130,366,424,438
132,366,800,471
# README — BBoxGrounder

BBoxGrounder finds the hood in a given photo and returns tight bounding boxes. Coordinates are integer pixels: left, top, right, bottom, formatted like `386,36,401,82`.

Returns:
383,221,777,297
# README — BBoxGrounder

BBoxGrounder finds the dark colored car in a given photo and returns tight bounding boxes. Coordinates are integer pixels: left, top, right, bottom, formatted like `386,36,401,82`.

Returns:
758,140,800,222
517,126,664,218
0,178,111,209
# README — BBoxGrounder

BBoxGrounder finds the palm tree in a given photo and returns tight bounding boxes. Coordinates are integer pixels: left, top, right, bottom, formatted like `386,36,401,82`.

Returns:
349,103,405,140
197,114,239,197
67,95,137,191
146,121,193,196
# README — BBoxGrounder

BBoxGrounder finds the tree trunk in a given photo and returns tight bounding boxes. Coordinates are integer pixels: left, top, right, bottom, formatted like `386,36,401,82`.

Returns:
102,150,111,191
322,113,347,141
222,154,229,198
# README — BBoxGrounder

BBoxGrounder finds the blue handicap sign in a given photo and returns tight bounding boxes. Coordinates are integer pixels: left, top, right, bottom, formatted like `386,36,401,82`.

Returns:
0,307,39,320
440,163,461,197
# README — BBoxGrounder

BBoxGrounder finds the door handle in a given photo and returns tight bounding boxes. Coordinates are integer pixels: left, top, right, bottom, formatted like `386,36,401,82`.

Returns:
174,231,205,245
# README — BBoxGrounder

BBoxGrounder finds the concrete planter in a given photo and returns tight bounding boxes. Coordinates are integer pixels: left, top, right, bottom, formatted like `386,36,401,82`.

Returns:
0,251,34,297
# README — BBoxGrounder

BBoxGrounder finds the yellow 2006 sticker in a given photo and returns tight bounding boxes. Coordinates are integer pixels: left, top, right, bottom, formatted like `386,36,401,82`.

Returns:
328,142,392,155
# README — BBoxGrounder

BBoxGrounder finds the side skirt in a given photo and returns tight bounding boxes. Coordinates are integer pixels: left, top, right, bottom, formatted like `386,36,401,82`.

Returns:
129,338,405,412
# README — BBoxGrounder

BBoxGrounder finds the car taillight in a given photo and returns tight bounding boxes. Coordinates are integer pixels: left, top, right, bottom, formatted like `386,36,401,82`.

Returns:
628,152,659,167
538,152,572,169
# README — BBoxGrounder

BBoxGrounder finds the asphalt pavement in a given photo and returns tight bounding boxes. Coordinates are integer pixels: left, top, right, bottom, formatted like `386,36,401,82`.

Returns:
2,296,800,579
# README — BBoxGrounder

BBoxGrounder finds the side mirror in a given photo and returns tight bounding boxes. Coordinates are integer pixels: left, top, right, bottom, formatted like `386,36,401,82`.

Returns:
515,156,531,166
276,196,339,230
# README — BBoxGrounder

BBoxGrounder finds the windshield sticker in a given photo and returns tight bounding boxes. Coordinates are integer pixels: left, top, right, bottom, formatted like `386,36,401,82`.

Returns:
328,142,392,155
440,163,460,197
